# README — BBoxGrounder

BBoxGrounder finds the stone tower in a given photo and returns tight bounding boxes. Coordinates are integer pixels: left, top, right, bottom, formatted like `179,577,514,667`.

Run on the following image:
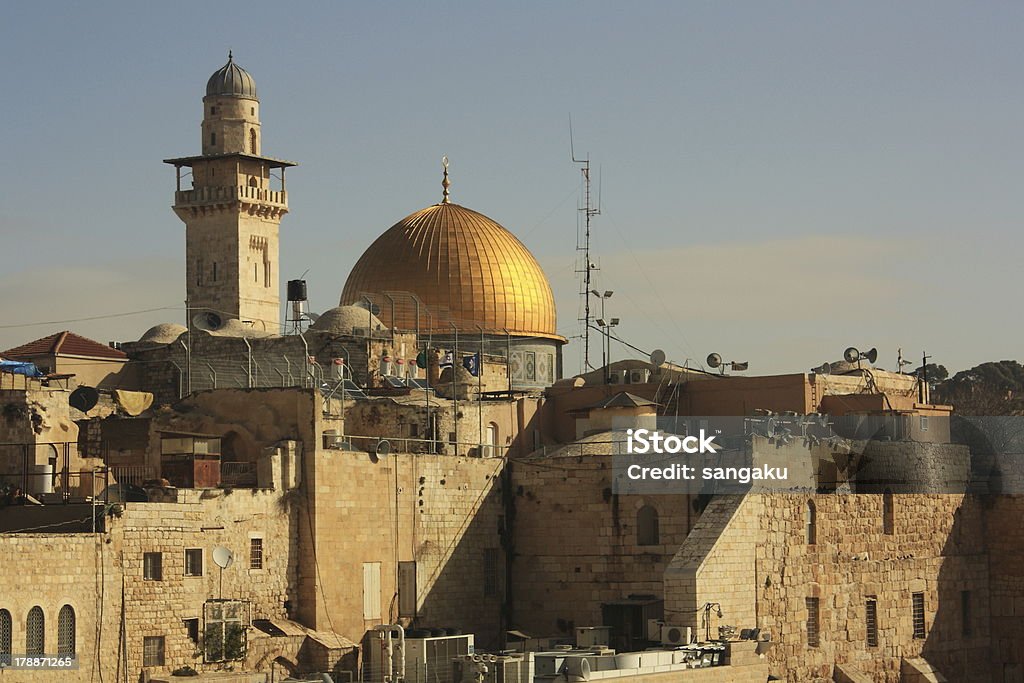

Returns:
165,52,295,331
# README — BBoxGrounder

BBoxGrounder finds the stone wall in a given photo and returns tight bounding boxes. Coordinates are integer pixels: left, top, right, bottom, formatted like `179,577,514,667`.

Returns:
0,531,116,682
663,495,761,639
509,452,698,639
298,447,508,648
665,489,991,682
984,495,1024,682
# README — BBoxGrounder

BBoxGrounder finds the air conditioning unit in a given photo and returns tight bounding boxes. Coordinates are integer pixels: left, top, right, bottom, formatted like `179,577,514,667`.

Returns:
368,632,474,683
453,654,532,683
660,624,691,646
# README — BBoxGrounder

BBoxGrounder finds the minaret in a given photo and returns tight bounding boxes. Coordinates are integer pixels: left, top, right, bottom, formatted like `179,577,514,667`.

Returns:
164,52,296,331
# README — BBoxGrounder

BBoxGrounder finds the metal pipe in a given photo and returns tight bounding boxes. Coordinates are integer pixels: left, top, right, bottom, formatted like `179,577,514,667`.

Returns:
242,337,253,387
450,322,458,456
425,308,433,453
383,293,395,343
374,624,405,683
298,331,311,388
502,328,512,394
475,324,484,456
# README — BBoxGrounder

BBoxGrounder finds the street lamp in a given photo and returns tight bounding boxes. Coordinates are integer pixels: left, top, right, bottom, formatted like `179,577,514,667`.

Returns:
591,290,614,382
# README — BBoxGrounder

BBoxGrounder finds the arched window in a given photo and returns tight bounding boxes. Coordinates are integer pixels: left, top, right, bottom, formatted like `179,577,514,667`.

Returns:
806,500,817,545
637,505,659,546
484,422,498,458
883,489,894,535
0,609,11,665
57,605,75,657
26,606,44,655
249,128,257,154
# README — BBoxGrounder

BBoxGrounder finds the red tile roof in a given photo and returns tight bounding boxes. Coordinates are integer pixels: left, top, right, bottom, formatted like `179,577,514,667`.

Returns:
2,331,127,361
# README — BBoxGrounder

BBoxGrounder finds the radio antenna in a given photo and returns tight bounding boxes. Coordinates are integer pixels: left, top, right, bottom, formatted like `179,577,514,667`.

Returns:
570,116,601,371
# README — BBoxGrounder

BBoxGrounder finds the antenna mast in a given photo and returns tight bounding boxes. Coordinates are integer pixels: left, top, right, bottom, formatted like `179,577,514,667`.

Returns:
571,117,600,371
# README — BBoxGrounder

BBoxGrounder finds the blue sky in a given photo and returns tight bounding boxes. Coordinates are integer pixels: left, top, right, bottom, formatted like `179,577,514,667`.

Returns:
1,2,1021,375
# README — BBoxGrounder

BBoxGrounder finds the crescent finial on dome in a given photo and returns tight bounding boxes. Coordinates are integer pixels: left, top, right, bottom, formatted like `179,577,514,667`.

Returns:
441,155,451,204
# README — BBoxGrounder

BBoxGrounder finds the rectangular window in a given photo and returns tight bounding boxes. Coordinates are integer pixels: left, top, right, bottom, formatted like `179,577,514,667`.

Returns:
264,261,271,288
212,262,218,282
912,592,926,639
398,561,417,618
363,562,382,620
920,415,929,432
143,636,165,666
203,600,248,663
210,132,216,146
484,548,499,597
865,597,878,647
143,552,163,581
184,618,199,644
185,549,203,577
961,590,972,637
249,538,263,570
197,259,204,286
805,597,820,647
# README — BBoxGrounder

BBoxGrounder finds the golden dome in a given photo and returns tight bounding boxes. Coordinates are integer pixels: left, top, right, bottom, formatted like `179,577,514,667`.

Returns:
341,202,561,340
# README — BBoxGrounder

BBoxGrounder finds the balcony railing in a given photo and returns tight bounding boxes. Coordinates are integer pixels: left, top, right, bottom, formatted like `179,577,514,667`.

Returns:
175,185,287,207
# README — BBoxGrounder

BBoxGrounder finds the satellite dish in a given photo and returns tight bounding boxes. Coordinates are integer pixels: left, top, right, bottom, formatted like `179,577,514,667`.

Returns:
69,386,99,412
192,311,224,332
375,439,391,457
706,353,722,369
843,347,860,363
212,546,234,569
650,349,666,367
815,362,832,376
864,347,878,364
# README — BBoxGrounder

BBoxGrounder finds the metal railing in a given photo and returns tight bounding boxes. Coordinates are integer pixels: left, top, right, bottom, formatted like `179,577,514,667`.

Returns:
220,461,258,487
0,441,111,503
329,434,509,458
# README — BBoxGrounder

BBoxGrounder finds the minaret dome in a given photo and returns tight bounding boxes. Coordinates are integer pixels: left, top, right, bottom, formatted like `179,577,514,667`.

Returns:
201,52,261,156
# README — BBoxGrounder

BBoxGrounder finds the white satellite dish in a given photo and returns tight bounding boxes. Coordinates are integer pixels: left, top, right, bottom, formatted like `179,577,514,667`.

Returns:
650,349,666,367
212,545,234,569
193,311,224,332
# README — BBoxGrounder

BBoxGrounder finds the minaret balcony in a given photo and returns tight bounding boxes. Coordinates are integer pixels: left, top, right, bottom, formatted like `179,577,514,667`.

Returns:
174,184,288,209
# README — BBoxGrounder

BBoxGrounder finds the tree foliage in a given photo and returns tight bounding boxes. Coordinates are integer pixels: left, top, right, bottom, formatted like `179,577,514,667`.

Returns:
933,360,1024,416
